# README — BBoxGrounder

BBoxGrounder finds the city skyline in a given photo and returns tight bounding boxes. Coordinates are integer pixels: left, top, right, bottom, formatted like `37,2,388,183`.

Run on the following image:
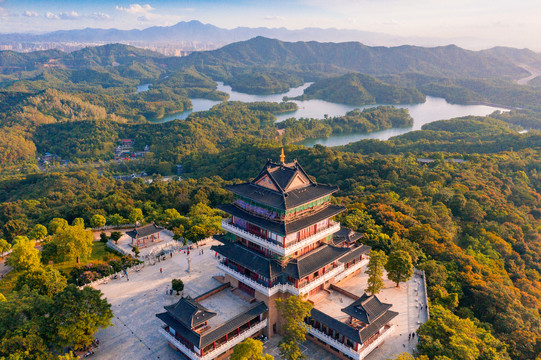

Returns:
0,0,540,50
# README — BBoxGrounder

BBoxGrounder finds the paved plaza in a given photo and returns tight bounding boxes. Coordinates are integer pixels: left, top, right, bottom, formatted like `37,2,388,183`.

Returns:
94,239,428,360
95,239,224,360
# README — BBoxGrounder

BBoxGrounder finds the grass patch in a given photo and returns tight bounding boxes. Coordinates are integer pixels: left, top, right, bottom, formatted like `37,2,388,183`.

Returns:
0,242,117,294
53,241,113,276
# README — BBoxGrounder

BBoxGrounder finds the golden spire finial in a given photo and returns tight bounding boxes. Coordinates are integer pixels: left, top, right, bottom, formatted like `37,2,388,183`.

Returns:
280,148,285,164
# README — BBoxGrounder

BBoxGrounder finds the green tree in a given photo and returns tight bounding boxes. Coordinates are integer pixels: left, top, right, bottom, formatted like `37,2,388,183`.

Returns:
107,213,128,225
0,328,53,360
29,224,48,241
171,278,184,295
110,231,123,244
366,249,388,295
128,208,144,224
0,239,11,255
90,214,106,228
72,218,85,228
164,208,181,222
50,226,93,262
417,305,510,360
14,265,67,297
7,236,40,272
172,225,185,241
132,246,140,257
275,295,313,360
99,232,109,243
2,219,28,242
231,338,274,360
48,218,68,235
390,233,423,264
49,285,113,351
385,250,413,287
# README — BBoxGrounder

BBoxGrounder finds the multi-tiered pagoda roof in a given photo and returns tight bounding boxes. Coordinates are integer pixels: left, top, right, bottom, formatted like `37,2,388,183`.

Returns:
225,160,339,211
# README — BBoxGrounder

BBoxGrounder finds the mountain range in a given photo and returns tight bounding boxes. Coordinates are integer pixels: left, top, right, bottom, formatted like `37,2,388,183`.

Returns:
0,20,498,50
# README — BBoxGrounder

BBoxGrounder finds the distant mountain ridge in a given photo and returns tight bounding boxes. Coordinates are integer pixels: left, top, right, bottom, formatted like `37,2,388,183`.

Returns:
171,37,536,80
0,20,474,49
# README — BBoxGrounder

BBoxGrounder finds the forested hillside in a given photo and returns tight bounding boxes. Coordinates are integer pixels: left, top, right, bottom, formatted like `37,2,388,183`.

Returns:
172,36,530,79
2,40,541,360
291,73,425,105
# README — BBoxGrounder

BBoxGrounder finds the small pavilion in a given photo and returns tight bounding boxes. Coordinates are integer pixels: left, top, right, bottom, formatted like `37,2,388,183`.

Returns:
126,223,164,248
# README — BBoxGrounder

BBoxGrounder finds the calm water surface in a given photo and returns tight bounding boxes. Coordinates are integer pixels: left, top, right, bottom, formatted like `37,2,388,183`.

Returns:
141,81,507,146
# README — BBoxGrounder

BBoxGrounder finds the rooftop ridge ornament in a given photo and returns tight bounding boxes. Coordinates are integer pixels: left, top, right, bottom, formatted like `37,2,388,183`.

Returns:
280,148,285,164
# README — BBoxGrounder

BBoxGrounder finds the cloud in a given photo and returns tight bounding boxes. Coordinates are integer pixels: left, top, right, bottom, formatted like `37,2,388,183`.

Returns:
23,10,39,17
116,4,154,14
45,12,59,19
92,12,111,20
59,11,80,20
44,11,80,20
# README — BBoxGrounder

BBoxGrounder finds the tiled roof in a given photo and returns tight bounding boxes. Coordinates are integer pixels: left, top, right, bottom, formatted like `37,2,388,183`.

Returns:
200,301,267,347
218,203,346,236
310,295,398,344
164,296,216,328
126,223,164,239
211,242,283,279
212,242,352,281
341,294,392,325
338,245,371,264
227,183,338,211
359,310,398,342
284,244,351,279
332,227,364,245
226,160,339,211
157,301,267,348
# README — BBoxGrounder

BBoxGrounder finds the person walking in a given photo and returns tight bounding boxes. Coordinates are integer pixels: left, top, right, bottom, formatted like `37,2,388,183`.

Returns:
160,267,163,274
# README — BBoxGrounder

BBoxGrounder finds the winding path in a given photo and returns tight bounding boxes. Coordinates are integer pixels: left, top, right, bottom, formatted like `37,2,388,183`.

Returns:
516,64,541,85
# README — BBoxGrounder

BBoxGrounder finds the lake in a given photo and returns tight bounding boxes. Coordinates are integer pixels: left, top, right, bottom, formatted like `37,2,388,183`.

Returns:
142,82,507,146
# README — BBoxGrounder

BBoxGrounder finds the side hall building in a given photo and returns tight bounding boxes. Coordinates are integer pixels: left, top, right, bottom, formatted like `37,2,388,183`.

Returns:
157,151,398,360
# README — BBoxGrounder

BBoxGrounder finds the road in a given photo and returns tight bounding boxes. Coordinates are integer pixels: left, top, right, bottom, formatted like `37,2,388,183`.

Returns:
517,64,541,85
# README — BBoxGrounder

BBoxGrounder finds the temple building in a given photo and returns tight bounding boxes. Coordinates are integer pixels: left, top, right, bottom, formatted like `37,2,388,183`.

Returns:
126,223,164,248
157,151,398,360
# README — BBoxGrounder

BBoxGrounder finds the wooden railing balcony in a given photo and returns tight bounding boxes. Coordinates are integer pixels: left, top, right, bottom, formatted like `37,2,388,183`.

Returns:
222,219,340,257
159,319,268,360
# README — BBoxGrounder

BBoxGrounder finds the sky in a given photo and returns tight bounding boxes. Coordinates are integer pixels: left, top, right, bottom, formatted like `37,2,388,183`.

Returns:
0,0,540,50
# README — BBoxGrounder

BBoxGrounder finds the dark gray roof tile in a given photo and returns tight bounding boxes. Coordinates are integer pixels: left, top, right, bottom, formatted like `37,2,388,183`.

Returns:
164,296,216,328
284,244,351,279
341,294,392,325
126,223,164,239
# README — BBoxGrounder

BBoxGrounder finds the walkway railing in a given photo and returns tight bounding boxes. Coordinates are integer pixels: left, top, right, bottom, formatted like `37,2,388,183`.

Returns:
308,327,359,359
106,240,131,256
217,262,297,296
335,259,368,282
414,268,430,320
357,325,395,359
308,324,395,360
299,264,345,295
159,319,267,360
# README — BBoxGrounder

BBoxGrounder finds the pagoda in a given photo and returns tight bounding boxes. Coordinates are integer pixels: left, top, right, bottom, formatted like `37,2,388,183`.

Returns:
212,150,371,336
156,151,399,360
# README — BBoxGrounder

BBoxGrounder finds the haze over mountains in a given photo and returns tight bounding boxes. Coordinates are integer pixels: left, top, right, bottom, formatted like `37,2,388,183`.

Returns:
0,20,532,51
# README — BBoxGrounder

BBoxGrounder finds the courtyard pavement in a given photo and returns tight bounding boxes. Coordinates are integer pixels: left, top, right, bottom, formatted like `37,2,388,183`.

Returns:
262,267,429,360
94,242,428,360
95,239,223,360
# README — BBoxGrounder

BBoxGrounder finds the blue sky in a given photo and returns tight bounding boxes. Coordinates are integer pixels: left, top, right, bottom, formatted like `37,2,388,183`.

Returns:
0,0,540,49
